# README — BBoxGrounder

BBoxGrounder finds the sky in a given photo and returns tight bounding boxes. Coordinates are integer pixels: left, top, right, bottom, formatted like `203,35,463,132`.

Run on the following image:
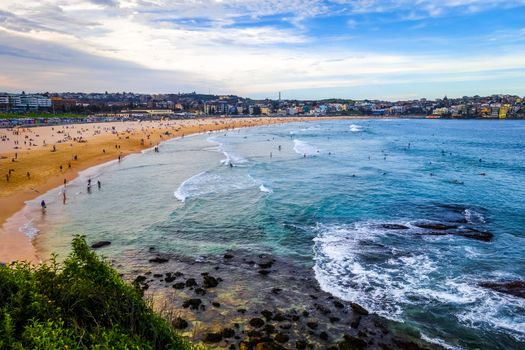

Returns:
0,0,524,100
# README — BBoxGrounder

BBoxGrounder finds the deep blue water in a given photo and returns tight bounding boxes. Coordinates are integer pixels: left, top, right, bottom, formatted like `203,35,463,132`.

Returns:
30,119,525,349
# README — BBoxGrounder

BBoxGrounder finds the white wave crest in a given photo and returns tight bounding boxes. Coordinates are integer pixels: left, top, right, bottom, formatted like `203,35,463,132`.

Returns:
174,171,256,202
293,139,319,156
19,219,39,239
464,208,485,224
259,184,273,193
350,124,364,132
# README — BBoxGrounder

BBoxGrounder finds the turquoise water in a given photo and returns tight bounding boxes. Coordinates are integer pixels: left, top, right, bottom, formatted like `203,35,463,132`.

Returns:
29,119,524,349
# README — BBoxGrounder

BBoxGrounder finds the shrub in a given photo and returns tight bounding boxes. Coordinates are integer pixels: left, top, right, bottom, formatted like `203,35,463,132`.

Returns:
0,236,193,349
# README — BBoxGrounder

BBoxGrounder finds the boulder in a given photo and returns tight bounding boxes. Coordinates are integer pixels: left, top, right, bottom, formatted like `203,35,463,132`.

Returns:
203,275,219,288
250,317,265,328
479,280,525,298
149,257,169,263
91,241,111,249
172,317,188,329
350,302,369,315
182,298,202,310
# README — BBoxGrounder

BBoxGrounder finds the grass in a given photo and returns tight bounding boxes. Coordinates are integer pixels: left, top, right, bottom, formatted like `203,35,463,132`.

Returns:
0,236,195,350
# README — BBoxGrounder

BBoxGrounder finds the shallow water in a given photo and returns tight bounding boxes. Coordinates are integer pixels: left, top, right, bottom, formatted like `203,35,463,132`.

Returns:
26,119,525,349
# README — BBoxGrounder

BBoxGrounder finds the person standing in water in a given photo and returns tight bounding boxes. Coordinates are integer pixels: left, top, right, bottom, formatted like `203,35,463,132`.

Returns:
41,200,46,210
97,180,101,189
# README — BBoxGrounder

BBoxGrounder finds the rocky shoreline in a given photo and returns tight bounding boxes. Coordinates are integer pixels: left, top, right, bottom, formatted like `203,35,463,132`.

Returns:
101,245,443,349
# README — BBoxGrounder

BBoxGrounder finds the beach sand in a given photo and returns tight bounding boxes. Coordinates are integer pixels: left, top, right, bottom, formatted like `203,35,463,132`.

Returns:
0,117,330,263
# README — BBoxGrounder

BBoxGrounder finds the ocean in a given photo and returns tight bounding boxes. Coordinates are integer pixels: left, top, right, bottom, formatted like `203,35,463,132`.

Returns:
23,119,525,349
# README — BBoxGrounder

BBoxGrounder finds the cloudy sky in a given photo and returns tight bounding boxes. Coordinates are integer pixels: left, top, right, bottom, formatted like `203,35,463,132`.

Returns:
0,0,524,100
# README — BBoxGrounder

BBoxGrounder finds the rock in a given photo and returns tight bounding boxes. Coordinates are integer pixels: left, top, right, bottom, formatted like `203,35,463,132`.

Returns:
185,278,197,287
415,223,457,230
319,331,329,341
315,303,331,315
329,316,340,323
271,288,282,294
261,310,273,320
339,335,367,350
382,224,409,230
153,273,163,278
302,310,309,317
165,275,177,283
247,330,263,338
259,269,271,276
255,342,286,350
173,271,184,278
273,313,286,322
224,253,234,259
212,302,221,307
263,324,276,334
295,340,307,349
458,229,493,242
194,287,206,296
250,317,265,328
222,328,235,338
203,332,223,343
258,261,274,269
350,302,369,315
133,275,147,284
91,241,111,249
203,275,219,288
172,317,188,329
333,300,345,309
279,323,292,330
274,333,289,344
350,317,361,328
479,280,525,298
182,298,202,310
173,282,185,289
237,308,247,314
149,257,169,263
306,321,318,330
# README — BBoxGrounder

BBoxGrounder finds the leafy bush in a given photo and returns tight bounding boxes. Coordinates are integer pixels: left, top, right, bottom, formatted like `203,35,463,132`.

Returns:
0,236,193,349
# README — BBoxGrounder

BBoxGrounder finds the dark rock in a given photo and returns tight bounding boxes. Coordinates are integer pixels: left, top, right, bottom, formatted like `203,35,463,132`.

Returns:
339,334,367,350
273,313,286,322
203,275,219,288
172,317,188,329
182,298,202,310
91,241,111,249
333,300,344,309
329,316,340,323
259,269,271,275
261,310,273,320
302,310,309,317
153,273,163,278
133,275,147,284
224,253,234,259
148,246,156,252
274,333,290,344
165,275,177,283
315,303,331,315
306,321,318,330
309,294,318,299
185,278,197,287
479,280,525,298
203,332,223,343
382,224,409,230
350,302,369,315
212,302,221,307
264,324,276,334
247,330,263,338
319,331,329,341
458,229,493,242
194,287,206,296
250,317,265,328
271,288,282,294
415,223,457,230
237,308,247,314
173,282,185,289
149,257,169,263
201,272,209,276
222,328,235,338
279,323,292,330
296,340,307,349
350,317,360,328
173,271,184,278
258,261,274,269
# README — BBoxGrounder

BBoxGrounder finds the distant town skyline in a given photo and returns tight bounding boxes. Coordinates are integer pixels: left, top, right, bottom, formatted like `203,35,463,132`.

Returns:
1,1,525,100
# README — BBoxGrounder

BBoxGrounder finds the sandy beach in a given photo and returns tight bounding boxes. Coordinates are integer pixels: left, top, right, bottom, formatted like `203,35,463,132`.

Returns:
0,117,329,264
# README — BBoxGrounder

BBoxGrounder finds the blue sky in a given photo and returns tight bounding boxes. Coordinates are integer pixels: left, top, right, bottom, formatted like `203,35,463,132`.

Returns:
0,0,524,100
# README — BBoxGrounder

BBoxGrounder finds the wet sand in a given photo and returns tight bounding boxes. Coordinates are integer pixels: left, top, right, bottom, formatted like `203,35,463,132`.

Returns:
0,117,338,264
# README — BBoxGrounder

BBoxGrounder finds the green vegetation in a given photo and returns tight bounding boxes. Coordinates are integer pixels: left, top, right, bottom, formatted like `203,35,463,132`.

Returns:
0,236,194,350
0,112,87,120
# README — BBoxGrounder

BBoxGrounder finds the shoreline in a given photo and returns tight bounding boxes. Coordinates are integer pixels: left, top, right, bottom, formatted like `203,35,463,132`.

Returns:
0,116,346,264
